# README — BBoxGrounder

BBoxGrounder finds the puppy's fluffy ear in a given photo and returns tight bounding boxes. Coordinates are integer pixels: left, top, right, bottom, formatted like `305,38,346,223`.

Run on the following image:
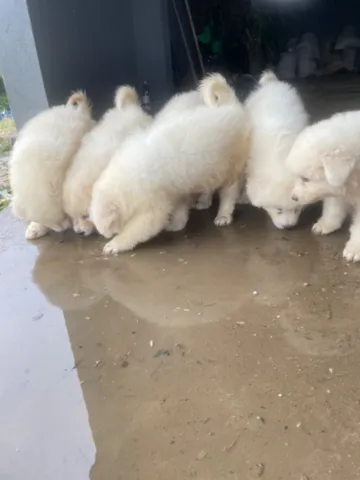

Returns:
322,155,355,187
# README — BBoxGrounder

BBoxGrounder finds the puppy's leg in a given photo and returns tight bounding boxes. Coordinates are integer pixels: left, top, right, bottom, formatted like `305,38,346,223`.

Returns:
312,197,348,235
103,209,170,255
26,222,50,240
343,207,360,262
214,180,240,227
195,193,213,211
50,217,72,233
237,190,250,205
73,217,96,236
166,199,191,232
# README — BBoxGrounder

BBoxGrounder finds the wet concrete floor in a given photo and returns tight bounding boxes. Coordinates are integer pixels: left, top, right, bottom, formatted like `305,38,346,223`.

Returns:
2,76,360,480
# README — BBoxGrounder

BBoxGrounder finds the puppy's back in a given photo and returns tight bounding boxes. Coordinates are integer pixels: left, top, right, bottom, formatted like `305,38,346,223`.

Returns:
246,76,308,161
154,90,202,127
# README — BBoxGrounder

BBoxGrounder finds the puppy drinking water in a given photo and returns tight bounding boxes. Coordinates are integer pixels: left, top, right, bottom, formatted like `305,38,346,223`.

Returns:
90,74,251,255
244,70,309,228
287,110,360,262
63,86,152,235
153,89,213,211
10,91,93,239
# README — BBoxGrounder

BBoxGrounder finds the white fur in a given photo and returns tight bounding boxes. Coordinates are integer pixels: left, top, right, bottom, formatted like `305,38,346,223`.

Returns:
153,78,240,219
154,90,214,212
10,92,93,239
90,75,251,254
63,86,152,235
258,70,278,86
245,71,309,229
287,110,360,261
153,90,203,127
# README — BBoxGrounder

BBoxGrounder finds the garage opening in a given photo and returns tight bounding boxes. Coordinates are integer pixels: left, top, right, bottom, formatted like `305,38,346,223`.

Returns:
169,0,360,119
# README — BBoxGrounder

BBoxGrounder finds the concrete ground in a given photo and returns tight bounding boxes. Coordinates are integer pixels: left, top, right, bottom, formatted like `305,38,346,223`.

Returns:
1,76,360,480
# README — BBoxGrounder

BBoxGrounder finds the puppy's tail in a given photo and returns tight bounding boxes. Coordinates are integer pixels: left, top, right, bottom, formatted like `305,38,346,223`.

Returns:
115,86,139,109
67,90,89,109
198,73,237,107
258,70,278,86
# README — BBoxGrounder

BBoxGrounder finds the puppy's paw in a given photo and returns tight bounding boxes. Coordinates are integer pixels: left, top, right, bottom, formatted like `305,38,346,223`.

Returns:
52,218,71,233
103,240,121,256
25,222,49,240
214,214,233,227
312,218,341,235
343,240,360,262
166,213,188,232
165,221,185,232
195,194,212,211
103,237,132,255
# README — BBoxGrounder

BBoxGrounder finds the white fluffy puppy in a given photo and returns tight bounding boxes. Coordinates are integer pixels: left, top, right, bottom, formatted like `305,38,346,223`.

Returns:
287,110,360,262
10,91,93,239
90,74,251,255
63,86,152,235
244,70,309,228
154,89,212,210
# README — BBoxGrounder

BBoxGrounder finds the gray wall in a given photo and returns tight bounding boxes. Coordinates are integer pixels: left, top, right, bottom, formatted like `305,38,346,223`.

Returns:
27,0,138,117
0,0,48,129
0,0,174,127
132,0,173,110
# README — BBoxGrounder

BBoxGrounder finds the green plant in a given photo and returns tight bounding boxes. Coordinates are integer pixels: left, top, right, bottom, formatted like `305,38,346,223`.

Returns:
0,138,12,156
0,92,10,111
0,116,16,156
0,197,9,212
0,73,5,93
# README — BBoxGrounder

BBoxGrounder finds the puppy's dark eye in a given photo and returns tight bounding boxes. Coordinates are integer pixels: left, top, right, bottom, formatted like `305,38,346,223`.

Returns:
277,208,283,214
301,176,310,183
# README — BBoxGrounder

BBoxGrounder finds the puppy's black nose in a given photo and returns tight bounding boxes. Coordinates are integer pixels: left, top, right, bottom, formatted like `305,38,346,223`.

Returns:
292,194,299,202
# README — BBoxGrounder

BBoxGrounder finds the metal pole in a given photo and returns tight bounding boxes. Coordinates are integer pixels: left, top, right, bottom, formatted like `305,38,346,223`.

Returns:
171,0,198,85
183,0,206,76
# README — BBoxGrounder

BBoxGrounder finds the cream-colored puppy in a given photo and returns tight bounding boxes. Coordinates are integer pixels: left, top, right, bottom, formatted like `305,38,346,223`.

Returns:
287,110,360,262
245,70,309,228
63,86,152,235
90,74,251,255
154,89,212,210
10,92,93,239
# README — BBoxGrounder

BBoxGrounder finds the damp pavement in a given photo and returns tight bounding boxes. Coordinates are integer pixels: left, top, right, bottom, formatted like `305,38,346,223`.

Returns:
2,76,360,479
2,201,360,480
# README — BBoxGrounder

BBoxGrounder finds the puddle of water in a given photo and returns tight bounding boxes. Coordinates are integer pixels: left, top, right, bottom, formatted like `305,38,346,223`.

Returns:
2,204,360,480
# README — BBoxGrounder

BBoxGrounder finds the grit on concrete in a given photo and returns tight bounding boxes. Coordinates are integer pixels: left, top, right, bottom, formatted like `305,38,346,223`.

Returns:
1,75,360,480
